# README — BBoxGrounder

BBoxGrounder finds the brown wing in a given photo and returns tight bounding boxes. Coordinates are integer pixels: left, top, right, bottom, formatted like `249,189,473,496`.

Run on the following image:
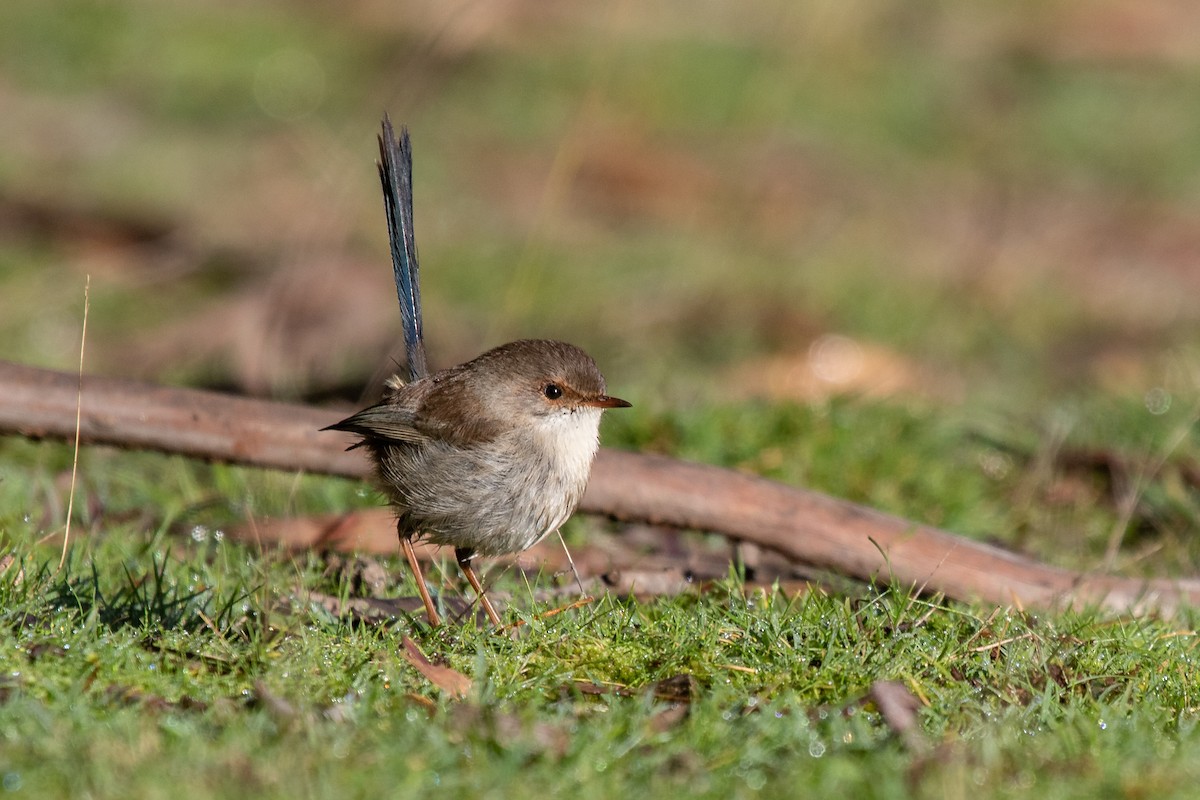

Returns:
324,367,504,447
323,401,428,444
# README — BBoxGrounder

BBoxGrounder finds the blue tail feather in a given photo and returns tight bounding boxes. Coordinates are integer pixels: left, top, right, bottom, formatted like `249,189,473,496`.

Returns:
378,115,428,382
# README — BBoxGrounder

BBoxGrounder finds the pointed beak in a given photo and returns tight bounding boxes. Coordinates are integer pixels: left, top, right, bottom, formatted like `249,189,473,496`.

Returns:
582,394,632,409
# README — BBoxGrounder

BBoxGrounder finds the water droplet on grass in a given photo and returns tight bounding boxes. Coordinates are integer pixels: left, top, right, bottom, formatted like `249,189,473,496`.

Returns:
1145,388,1171,415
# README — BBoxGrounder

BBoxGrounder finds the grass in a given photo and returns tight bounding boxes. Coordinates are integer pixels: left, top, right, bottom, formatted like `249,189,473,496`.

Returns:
0,528,1197,798
1,395,1198,798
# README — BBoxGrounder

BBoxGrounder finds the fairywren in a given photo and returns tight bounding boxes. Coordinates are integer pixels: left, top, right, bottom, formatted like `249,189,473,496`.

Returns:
325,118,629,626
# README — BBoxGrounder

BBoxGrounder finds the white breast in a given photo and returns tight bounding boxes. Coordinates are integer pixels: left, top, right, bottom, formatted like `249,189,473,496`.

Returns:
529,406,602,526
540,406,602,469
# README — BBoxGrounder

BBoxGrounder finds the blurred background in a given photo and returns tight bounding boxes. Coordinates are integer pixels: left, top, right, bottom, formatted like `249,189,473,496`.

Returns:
2,1,1199,566
4,0,1199,408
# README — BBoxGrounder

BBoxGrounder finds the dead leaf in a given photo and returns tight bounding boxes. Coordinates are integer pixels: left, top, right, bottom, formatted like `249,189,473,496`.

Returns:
401,637,472,699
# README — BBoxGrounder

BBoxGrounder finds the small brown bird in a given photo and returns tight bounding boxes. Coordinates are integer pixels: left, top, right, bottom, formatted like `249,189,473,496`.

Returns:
326,119,629,626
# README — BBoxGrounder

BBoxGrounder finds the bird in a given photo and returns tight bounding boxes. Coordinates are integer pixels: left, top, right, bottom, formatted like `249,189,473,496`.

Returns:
324,117,629,626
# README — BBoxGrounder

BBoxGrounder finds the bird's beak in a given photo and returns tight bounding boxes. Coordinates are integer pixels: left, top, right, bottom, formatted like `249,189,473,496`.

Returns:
582,394,632,409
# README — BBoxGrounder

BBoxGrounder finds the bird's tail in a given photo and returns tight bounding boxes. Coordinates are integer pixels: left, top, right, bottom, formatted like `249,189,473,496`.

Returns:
378,115,428,381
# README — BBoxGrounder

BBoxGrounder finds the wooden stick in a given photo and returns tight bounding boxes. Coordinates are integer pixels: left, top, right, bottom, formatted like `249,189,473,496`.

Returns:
2,359,1197,616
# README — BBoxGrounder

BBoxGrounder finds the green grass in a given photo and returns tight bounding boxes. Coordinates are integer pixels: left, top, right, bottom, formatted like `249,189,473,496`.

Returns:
0,530,1197,798
1,395,1198,798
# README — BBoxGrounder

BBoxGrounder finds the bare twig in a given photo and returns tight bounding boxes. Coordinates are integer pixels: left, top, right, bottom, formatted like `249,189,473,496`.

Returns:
2,359,1198,616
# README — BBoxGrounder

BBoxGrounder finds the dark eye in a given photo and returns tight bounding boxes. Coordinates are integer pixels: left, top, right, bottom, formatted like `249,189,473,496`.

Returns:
543,383,563,400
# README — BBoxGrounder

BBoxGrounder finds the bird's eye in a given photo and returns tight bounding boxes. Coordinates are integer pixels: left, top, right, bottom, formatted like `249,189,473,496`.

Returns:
543,383,563,400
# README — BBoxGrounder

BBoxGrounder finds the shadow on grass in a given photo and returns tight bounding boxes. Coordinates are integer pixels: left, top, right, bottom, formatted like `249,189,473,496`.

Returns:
7,550,258,641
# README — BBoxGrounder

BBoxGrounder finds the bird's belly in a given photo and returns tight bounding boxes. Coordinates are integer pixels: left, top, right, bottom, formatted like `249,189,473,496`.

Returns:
377,438,588,557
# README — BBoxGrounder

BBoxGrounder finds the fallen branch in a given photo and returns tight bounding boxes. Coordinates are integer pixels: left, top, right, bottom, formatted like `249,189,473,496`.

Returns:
2,359,1197,616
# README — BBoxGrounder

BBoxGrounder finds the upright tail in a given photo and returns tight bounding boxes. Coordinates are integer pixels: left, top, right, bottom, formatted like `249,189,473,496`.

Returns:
378,115,428,382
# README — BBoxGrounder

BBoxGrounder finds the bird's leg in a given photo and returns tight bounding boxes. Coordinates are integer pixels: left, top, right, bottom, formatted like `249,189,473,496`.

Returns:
400,528,441,626
455,547,502,627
